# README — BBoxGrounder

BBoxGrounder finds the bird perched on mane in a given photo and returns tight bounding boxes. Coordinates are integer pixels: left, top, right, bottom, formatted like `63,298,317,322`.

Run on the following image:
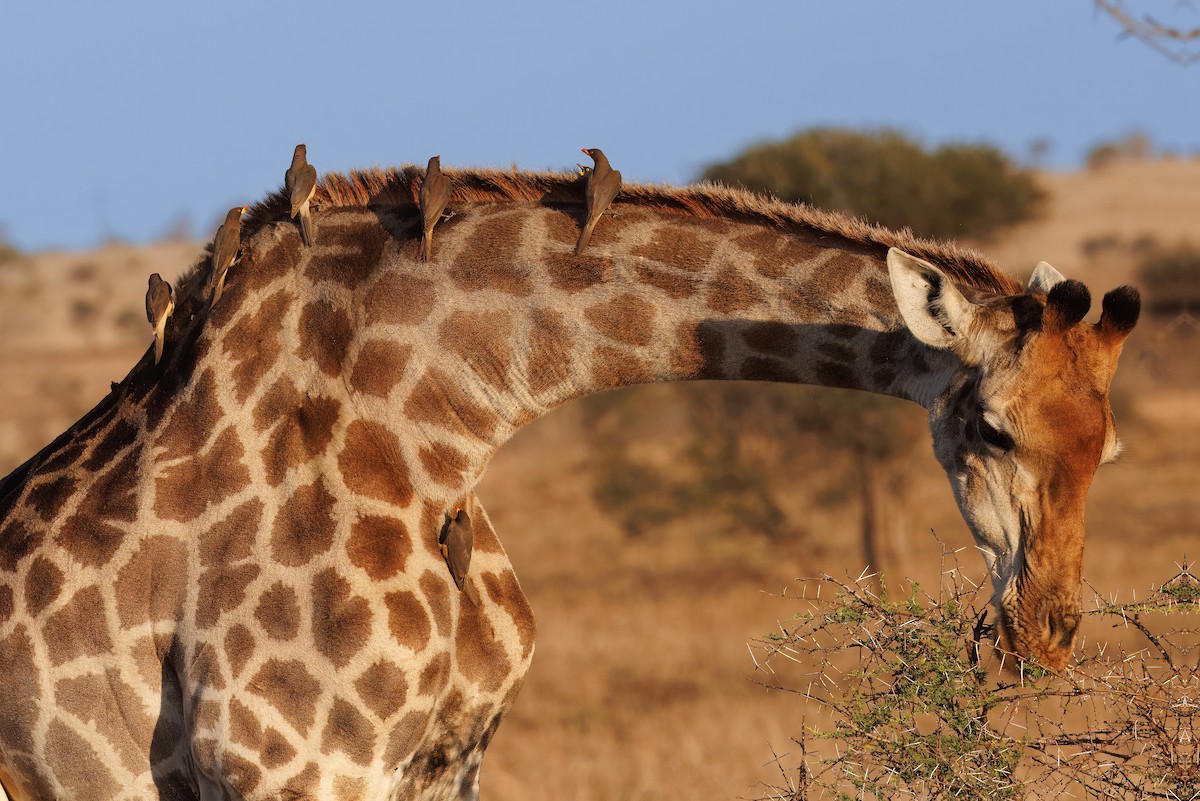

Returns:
211,206,248,304
439,506,481,607
574,147,622,255
286,143,318,246
419,155,451,263
145,273,175,365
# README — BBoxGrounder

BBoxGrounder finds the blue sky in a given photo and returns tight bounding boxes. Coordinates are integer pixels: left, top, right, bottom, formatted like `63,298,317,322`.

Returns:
1,1,1195,251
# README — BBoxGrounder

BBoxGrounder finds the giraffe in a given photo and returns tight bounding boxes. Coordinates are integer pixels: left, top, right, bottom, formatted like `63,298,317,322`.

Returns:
0,164,1139,800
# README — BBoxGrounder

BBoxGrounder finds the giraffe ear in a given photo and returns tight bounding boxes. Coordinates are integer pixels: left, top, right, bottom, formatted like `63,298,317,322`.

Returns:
887,248,979,357
1027,261,1065,294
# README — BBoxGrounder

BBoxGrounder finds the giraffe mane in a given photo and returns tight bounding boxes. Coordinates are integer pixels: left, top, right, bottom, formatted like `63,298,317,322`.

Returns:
171,165,1022,304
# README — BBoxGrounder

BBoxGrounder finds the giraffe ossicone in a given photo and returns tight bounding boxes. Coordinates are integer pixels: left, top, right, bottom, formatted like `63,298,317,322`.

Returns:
0,164,1138,800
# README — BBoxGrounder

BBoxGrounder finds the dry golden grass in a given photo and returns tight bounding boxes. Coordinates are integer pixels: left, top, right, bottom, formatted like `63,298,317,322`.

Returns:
0,159,1196,799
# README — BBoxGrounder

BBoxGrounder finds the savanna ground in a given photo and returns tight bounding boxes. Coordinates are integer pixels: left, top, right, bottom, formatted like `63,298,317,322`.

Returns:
1,158,1197,799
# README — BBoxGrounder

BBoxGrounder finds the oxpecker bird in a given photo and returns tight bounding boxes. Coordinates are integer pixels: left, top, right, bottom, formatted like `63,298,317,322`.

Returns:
574,147,622,255
440,506,481,607
145,273,174,365
287,144,318,246
211,206,248,305
419,155,451,263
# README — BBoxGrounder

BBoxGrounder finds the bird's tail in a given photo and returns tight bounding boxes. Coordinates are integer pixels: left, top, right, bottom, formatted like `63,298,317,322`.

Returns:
299,207,314,247
212,273,227,305
574,216,599,255
153,319,168,364
463,581,482,607
420,229,433,262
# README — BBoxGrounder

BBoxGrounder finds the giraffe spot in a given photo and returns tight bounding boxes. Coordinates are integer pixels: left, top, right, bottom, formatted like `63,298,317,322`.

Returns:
815,360,859,388
54,443,142,567
252,376,301,432
23,556,62,616
403,369,497,442
348,516,412,581
526,307,574,394
418,444,469,488
240,227,302,294
355,660,409,721
383,590,431,653
224,288,297,404
297,300,353,377
155,427,250,523
223,752,264,797
670,321,726,381
192,644,226,691
632,224,719,267
732,229,829,280
707,266,764,314
873,368,897,389
438,310,515,390
635,264,701,298
384,709,431,766
271,477,337,566
335,776,368,801
157,369,220,463
0,522,41,573
589,346,652,391
0,626,40,754
869,329,909,364
37,440,86,475
549,258,609,294
338,420,416,508
743,322,799,358
229,697,262,749
225,624,256,679
262,394,343,486
305,221,387,290
44,719,120,800
447,212,534,296
129,636,165,688
196,563,261,629
364,272,437,326
739,357,800,383
255,582,301,641
83,417,140,471
261,727,297,769
0,585,12,623
312,568,372,668
55,670,154,774
818,341,857,364
785,289,826,321
483,569,536,659
418,652,451,696
44,585,112,666
26,475,77,521
249,660,324,737
350,340,413,398
584,293,656,347
115,536,187,628
862,272,893,310
455,602,511,693
198,499,262,566
418,570,451,638
321,697,376,766
282,762,321,798
820,252,867,296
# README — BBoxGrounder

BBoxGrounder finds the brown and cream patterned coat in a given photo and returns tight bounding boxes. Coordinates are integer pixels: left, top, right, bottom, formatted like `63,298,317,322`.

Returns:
0,166,1139,800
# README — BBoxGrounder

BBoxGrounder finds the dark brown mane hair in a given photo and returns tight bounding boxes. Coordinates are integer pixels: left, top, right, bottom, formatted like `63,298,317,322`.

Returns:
173,166,1022,301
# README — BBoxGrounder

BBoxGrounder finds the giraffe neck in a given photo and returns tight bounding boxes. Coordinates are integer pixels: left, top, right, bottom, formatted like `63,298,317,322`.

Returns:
168,197,962,512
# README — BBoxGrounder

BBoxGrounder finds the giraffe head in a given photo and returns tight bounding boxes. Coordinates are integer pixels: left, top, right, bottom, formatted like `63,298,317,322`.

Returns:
887,248,1140,670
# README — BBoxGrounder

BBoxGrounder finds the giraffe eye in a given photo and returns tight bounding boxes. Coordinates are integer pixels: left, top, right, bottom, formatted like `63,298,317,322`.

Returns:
977,417,1015,451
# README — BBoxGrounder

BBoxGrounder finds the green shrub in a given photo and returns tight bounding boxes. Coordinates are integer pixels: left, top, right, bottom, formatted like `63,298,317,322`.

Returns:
700,128,1044,241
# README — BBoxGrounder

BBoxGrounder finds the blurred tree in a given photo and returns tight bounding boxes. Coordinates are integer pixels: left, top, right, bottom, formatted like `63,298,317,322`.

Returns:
700,127,1044,241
